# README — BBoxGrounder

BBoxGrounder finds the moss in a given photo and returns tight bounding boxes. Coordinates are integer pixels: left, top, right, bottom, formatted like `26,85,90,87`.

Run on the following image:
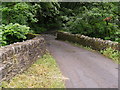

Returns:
26,33,37,40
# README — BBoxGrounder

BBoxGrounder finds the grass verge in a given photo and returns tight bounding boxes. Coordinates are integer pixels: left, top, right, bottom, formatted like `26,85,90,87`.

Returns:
65,41,120,64
1,53,65,88
100,48,120,64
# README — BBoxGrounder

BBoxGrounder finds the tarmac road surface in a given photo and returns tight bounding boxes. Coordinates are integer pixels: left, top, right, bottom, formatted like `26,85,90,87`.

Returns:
43,34,118,88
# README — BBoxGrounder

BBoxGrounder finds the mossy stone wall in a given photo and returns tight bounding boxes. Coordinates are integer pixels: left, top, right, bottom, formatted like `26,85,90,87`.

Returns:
0,36,47,82
56,32,120,51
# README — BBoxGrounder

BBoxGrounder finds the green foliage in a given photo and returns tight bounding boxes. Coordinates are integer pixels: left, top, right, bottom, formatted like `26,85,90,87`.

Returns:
30,24,47,34
0,28,3,45
62,2,120,42
1,23,30,45
2,2,38,25
100,47,120,64
1,2,119,46
39,27,47,33
0,28,7,46
30,2,61,30
0,2,62,46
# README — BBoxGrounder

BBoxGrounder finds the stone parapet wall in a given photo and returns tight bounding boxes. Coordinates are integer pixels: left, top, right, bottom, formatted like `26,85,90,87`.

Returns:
0,35,47,82
56,32,120,51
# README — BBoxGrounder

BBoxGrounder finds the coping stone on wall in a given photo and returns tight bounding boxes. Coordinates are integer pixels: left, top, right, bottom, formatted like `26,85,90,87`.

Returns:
56,31,120,51
0,36,47,82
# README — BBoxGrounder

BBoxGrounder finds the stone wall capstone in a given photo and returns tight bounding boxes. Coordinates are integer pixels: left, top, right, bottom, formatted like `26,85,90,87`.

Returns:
56,31,120,51
0,35,47,82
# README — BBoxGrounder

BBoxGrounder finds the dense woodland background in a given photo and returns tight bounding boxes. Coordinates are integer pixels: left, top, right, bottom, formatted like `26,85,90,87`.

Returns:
0,2,120,46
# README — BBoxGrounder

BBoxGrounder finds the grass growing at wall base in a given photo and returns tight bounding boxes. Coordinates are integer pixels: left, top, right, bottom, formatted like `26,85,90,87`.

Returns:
1,53,65,88
65,41,120,64
100,48,120,64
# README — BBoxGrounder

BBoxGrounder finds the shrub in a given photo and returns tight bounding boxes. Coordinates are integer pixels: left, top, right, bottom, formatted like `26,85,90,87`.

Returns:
39,27,47,33
0,25,7,46
30,24,47,34
1,23,30,45
63,4,120,43
34,26,47,34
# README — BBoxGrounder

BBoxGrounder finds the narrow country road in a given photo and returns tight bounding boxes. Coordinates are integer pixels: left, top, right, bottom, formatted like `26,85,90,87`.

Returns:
43,34,118,88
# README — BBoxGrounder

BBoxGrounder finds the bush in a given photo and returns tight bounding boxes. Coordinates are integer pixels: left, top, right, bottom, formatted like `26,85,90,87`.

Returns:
63,4,120,43
30,24,47,34
34,26,47,34
1,23,30,45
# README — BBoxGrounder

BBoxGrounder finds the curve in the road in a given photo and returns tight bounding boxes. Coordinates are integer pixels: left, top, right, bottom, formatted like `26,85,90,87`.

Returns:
44,34,118,88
